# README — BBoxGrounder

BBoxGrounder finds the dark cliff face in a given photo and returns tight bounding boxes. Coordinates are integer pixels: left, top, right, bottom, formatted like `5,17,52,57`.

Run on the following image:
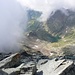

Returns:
47,9,75,35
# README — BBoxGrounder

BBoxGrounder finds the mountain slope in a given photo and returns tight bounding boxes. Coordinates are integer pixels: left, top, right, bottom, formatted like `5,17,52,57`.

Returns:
22,9,75,57
47,9,75,35
26,9,61,42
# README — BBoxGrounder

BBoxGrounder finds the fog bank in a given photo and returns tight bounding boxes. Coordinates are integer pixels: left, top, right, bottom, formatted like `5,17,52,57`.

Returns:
18,0,75,21
0,0,27,53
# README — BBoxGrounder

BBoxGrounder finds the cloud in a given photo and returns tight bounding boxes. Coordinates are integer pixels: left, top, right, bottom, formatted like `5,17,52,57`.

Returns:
0,0,27,53
18,0,75,21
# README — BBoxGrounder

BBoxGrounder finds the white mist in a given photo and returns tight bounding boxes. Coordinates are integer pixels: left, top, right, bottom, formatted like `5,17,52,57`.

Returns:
0,0,27,53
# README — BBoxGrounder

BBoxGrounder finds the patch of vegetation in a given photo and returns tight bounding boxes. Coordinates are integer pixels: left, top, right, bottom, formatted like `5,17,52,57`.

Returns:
50,28,75,48
36,30,61,42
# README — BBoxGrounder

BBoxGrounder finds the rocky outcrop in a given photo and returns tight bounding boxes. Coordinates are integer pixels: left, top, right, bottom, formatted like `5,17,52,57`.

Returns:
0,52,37,75
37,58,75,75
0,51,75,75
0,53,20,69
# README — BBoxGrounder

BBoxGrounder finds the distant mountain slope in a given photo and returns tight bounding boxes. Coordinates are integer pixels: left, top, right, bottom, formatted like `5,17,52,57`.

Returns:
47,9,75,35
26,9,60,42
23,8,75,56
27,9,75,37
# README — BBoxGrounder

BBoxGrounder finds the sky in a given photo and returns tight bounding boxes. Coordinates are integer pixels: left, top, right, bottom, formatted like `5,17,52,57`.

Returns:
17,0,75,21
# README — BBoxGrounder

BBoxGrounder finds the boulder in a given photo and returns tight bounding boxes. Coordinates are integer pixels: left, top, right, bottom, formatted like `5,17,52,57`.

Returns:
0,68,20,75
20,62,36,75
37,58,75,75
0,53,20,68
